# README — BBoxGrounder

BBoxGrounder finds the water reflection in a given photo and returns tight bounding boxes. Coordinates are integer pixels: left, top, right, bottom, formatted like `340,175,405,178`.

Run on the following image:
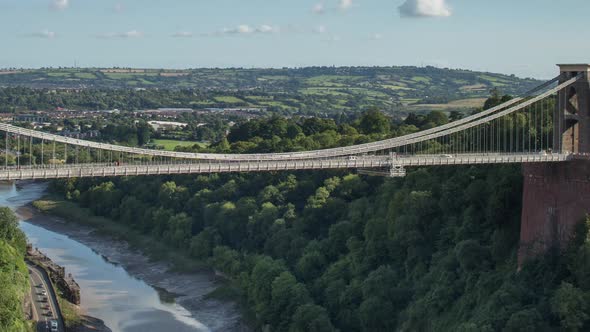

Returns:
0,182,208,332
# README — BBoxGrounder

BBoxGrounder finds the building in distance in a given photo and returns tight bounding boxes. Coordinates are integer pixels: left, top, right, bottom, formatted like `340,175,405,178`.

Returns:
148,120,188,131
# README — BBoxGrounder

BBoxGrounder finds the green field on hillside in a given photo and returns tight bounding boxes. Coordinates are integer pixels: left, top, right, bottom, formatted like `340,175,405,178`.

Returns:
152,139,207,151
0,66,541,115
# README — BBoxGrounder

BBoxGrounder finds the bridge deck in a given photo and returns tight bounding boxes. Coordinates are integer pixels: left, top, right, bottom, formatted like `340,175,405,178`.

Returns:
0,153,570,180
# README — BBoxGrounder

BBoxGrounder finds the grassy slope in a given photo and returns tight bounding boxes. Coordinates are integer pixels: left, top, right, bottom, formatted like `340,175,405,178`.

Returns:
56,297,81,330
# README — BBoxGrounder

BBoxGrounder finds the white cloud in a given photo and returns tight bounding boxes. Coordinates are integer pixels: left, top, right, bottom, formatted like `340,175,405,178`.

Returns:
172,31,193,38
221,24,254,35
398,0,452,18
29,29,56,39
256,25,276,33
50,0,69,10
312,3,325,14
338,0,353,11
208,24,279,36
96,30,144,39
369,33,383,40
240,26,252,34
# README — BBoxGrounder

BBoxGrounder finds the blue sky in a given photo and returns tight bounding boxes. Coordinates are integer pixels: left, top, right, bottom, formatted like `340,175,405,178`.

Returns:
1,0,589,78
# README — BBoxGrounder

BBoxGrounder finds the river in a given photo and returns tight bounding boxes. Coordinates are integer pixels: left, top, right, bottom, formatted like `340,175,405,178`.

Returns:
0,182,244,332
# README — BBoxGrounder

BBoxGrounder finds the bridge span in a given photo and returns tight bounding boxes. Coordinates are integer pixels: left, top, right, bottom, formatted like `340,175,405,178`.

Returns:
0,64,585,183
0,153,571,181
2,63,590,265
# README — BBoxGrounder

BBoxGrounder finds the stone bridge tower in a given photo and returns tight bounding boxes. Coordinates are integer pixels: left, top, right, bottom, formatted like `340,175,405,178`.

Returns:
519,64,590,265
554,64,590,154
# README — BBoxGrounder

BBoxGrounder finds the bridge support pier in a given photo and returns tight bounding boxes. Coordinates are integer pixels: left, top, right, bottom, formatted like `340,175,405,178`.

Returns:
519,160,590,265
519,64,590,265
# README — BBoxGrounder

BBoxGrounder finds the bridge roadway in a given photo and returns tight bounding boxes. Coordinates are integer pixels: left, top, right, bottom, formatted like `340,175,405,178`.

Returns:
0,153,570,181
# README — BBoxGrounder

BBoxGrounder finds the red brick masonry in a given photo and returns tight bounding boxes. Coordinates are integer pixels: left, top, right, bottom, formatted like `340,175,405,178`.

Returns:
519,160,590,264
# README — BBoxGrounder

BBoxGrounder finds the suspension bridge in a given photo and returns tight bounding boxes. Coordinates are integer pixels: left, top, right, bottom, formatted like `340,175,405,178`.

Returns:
0,64,588,181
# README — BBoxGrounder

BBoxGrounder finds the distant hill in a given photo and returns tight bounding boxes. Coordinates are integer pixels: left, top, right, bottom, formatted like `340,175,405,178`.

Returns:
0,66,541,114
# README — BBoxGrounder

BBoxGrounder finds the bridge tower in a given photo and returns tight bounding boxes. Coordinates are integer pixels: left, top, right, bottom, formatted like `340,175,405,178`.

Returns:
519,64,590,265
554,64,590,154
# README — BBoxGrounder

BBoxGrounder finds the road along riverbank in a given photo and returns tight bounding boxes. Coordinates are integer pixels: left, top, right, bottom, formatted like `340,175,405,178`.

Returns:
26,260,65,332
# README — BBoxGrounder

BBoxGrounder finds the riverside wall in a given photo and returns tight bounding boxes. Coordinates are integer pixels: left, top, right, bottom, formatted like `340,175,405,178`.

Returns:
26,244,81,305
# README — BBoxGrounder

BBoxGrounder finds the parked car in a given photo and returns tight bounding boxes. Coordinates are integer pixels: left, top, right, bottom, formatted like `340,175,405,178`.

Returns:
50,320,58,332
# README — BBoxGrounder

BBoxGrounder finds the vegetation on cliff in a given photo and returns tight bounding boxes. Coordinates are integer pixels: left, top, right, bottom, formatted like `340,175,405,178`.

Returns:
0,208,30,332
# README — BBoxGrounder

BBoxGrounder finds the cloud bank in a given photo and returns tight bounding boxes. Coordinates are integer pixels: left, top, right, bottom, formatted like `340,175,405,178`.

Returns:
398,0,451,17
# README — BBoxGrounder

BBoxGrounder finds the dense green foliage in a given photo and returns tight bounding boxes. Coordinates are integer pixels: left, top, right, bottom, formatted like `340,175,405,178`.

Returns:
48,102,590,331
0,208,30,332
0,66,539,115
